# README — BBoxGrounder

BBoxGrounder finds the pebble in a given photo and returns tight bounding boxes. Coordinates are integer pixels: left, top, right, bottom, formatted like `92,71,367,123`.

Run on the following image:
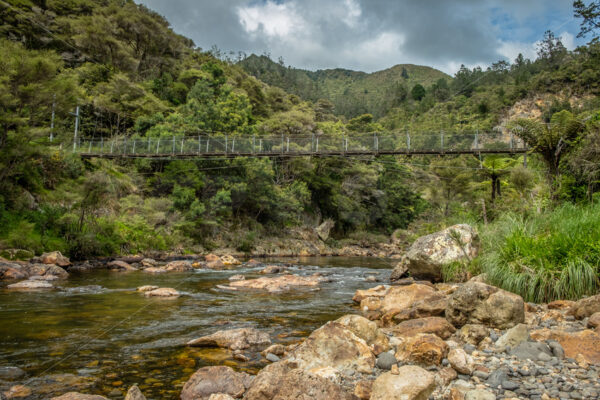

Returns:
376,352,397,370
265,353,280,362
501,380,520,390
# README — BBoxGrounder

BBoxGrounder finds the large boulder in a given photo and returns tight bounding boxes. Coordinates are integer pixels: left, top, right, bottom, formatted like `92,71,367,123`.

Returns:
380,284,438,317
390,224,478,282
315,219,335,241
568,294,600,319
445,282,524,329
387,317,455,339
370,366,435,400
180,366,253,400
187,328,271,351
334,314,390,354
288,321,375,374
244,361,353,400
389,292,448,323
40,251,71,267
395,333,449,365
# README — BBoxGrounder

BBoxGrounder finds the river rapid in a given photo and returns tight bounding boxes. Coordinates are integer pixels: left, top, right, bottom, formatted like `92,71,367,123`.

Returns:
0,257,392,399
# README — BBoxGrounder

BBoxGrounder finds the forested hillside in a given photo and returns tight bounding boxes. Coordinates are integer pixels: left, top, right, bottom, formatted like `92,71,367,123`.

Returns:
239,54,450,118
0,0,599,297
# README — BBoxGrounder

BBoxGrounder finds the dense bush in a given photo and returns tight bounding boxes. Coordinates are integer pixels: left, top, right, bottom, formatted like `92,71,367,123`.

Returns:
479,202,600,302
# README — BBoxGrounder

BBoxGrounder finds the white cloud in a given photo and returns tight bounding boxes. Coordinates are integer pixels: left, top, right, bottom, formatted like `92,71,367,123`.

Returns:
497,40,537,63
559,31,576,50
238,1,304,38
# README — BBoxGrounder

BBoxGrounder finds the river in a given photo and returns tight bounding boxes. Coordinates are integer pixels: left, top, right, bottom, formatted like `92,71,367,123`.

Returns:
0,257,392,399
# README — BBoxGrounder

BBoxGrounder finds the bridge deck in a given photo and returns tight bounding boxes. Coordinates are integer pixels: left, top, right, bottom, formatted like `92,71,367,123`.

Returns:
79,148,528,159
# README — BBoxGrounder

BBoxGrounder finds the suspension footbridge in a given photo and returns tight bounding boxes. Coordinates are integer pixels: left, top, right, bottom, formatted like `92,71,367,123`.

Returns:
74,132,527,159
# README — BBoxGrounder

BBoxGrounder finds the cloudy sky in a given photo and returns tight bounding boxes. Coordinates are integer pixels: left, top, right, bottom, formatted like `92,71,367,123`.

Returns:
137,0,586,74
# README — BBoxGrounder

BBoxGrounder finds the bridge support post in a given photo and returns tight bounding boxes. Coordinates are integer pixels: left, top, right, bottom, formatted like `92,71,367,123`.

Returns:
440,131,444,153
510,133,514,152
101,137,104,154
316,136,319,153
181,137,184,154
406,132,410,153
232,138,235,153
206,137,210,153
475,131,479,150
156,139,160,154
374,134,378,154
172,136,175,155
281,134,284,155
287,137,290,153
225,136,228,154
132,140,136,155
198,135,201,154
252,135,256,154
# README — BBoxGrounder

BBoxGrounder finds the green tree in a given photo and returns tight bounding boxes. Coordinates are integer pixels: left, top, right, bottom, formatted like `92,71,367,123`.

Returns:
411,84,426,101
574,0,600,39
510,110,584,187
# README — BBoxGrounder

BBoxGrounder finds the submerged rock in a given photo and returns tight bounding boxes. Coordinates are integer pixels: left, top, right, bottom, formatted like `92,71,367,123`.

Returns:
124,385,146,400
259,265,287,274
445,282,524,329
390,224,478,282
218,274,324,293
136,285,159,292
50,393,108,400
7,280,53,290
187,328,271,351
370,365,435,400
0,366,26,381
143,287,179,297
180,366,253,400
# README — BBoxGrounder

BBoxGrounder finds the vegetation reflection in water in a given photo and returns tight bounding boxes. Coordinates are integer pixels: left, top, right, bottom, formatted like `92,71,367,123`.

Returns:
0,257,391,399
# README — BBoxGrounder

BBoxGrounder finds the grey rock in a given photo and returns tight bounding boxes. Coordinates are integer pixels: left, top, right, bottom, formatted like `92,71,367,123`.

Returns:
375,352,397,370
548,340,565,359
501,380,520,390
473,371,489,379
486,367,509,388
508,341,552,361
265,353,280,363
464,344,476,354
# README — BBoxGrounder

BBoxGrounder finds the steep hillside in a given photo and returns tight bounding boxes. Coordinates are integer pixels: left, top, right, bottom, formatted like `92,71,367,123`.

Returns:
238,54,451,118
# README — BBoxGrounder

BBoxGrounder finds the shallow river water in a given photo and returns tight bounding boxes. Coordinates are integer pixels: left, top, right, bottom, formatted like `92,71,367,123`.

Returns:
0,257,392,399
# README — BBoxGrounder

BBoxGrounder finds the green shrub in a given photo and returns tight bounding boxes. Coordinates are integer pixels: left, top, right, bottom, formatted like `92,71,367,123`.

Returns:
480,202,600,302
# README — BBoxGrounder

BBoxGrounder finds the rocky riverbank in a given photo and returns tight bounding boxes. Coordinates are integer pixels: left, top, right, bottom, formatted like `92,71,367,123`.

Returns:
1,224,599,400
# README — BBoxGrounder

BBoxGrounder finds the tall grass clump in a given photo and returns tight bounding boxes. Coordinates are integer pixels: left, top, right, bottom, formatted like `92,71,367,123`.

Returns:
480,202,600,303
